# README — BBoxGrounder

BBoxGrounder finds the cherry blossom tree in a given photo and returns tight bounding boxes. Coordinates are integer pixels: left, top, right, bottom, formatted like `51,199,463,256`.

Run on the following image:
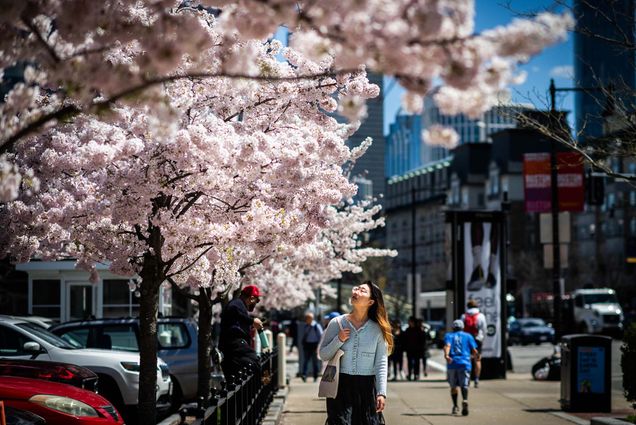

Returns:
1,2,575,423
0,36,390,423
0,1,574,200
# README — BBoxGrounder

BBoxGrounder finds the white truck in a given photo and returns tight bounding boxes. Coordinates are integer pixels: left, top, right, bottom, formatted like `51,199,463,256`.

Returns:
571,288,624,334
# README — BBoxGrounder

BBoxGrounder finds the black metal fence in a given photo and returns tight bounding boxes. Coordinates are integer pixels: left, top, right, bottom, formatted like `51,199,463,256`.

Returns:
179,349,279,425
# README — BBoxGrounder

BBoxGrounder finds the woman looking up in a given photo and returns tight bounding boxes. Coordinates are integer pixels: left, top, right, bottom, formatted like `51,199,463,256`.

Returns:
319,281,393,425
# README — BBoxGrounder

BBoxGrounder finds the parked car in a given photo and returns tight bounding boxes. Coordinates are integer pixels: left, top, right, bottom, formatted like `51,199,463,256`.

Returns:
1,315,59,330
0,315,171,419
51,317,197,408
4,406,46,425
0,376,124,424
508,318,555,345
0,359,98,391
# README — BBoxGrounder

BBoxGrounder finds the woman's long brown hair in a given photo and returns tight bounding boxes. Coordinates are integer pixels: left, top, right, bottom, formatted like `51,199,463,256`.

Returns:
364,280,394,354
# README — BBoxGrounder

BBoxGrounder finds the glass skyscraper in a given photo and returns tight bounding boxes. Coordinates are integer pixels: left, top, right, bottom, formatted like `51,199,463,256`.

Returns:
385,113,422,178
574,0,635,139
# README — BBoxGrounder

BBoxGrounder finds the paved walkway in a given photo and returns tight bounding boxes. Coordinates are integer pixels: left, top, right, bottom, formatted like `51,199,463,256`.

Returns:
280,369,632,425
281,371,572,425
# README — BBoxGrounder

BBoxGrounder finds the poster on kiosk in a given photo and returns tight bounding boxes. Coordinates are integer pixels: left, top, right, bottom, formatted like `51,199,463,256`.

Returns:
463,221,501,359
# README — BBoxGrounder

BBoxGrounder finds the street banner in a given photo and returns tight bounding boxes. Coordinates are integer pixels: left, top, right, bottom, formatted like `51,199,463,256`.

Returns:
523,152,584,213
557,152,584,212
463,222,501,358
523,153,551,213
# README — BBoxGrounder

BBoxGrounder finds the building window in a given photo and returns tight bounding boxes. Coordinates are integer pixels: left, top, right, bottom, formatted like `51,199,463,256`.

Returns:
103,279,139,318
608,193,616,209
489,168,499,195
630,191,636,207
631,218,636,235
31,280,60,318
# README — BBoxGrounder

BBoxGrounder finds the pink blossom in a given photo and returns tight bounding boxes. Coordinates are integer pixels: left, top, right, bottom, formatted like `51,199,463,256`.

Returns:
423,125,460,149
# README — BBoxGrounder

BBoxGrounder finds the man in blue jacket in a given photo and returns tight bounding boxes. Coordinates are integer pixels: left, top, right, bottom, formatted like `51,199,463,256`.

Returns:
443,319,478,416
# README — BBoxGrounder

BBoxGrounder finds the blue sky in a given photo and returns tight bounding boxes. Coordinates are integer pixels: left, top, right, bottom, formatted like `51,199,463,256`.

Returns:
383,0,575,134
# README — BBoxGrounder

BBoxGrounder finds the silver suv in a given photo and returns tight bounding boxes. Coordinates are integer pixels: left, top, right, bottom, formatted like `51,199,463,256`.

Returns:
0,315,172,417
51,317,198,408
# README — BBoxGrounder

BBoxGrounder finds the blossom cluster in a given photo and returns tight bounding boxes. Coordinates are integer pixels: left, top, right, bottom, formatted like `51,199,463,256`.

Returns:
0,1,573,200
1,37,390,308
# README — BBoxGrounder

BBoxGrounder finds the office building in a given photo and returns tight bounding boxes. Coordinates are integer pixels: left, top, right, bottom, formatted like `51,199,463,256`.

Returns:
385,113,422,178
574,0,635,139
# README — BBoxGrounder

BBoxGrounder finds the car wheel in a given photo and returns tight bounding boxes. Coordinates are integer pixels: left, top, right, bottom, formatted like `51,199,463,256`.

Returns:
169,377,183,413
97,375,128,421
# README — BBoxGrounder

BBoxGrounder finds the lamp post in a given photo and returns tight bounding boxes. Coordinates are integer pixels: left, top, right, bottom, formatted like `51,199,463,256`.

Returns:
548,79,563,341
411,186,417,319
548,79,605,340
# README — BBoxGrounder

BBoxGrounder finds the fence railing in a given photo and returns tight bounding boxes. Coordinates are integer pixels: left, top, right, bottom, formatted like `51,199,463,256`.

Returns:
179,349,279,425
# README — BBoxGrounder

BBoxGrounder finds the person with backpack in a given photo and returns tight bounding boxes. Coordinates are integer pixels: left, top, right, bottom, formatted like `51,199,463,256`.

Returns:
461,299,487,388
301,312,324,382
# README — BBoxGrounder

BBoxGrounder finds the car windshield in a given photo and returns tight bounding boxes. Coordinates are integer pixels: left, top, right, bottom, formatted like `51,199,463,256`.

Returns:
583,293,618,304
521,319,545,328
17,323,81,349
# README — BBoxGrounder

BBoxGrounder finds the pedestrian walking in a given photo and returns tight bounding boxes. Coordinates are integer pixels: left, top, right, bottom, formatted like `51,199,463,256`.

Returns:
218,285,264,381
402,316,426,380
443,319,478,416
388,320,404,381
319,281,393,425
301,312,324,382
461,299,487,387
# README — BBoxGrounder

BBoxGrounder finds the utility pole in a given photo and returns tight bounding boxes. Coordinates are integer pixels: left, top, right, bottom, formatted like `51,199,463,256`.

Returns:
548,79,606,339
411,186,417,319
549,79,563,340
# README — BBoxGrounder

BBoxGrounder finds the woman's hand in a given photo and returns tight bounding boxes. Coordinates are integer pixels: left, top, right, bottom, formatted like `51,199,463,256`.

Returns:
338,328,351,342
376,395,386,412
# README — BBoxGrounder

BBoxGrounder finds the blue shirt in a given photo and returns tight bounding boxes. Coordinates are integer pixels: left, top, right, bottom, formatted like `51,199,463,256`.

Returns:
318,315,388,397
303,321,324,344
444,331,477,371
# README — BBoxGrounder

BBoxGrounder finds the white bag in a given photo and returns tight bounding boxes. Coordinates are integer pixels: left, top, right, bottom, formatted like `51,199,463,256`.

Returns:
318,316,345,398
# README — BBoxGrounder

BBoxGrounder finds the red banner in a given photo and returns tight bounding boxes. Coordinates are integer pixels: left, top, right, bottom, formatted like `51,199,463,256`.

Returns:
523,152,584,213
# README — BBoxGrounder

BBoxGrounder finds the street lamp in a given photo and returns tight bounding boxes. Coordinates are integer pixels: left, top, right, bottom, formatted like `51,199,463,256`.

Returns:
548,79,605,340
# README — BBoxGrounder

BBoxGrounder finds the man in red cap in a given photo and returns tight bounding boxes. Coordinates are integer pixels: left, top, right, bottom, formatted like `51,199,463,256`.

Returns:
219,285,264,381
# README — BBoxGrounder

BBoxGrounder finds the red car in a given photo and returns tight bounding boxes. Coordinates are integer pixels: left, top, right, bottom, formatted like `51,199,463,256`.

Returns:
0,377,124,425
0,359,98,392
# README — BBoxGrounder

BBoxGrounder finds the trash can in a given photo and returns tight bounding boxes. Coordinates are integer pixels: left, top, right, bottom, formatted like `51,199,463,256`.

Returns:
560,334,612,412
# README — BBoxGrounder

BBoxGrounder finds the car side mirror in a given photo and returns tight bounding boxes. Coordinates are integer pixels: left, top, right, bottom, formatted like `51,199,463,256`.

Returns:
24,341,44,359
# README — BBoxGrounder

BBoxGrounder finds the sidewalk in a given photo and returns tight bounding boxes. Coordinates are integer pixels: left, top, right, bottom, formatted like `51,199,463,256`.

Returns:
281,371,561,425
280,371,632,425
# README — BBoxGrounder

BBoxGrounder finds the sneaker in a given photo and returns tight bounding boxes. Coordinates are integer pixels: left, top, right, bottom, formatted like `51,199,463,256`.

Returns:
474,380,479,388
301,376,307,382
452,406,459,415
467,266,485,291
461,401,469,416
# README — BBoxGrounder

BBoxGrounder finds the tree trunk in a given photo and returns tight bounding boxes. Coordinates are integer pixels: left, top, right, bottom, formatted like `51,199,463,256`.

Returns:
197,287,213,408
137,256,162,425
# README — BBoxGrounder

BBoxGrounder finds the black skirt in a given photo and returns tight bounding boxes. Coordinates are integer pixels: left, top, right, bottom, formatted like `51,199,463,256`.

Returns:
326,374,385,425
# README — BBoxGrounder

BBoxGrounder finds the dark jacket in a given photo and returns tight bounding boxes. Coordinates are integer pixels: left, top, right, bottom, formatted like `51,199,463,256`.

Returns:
219,298,254,350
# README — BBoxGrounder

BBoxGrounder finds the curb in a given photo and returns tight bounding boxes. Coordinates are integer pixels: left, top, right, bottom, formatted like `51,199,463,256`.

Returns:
591,417,632,425
157,413,181,425
549,411,590,425
262,387,289,425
